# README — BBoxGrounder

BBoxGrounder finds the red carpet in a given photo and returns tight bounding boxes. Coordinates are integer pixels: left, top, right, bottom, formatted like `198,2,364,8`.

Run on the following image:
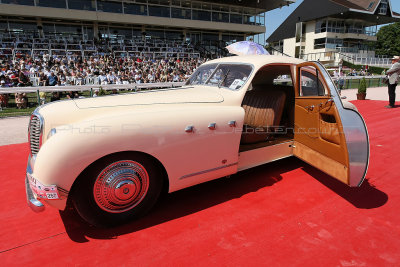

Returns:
1,100,400,266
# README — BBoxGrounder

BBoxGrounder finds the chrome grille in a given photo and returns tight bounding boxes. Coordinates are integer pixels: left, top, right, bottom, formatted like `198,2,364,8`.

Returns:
29,115,42,155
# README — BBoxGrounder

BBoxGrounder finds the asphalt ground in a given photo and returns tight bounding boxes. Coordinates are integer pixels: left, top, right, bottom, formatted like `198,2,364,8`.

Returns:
0,116,29,146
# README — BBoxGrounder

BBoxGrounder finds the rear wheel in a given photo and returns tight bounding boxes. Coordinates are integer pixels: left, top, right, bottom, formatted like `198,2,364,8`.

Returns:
72,153,163,227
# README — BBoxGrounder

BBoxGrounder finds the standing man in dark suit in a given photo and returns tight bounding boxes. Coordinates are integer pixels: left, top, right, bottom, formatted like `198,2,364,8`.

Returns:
386,56,400,108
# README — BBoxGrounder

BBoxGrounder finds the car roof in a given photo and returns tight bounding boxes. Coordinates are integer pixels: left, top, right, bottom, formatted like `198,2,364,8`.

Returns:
203,55,305,68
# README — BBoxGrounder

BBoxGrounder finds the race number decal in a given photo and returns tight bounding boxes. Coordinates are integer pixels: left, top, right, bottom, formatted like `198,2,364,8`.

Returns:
229,79,244,90
28,174,60,200
46,193,59,200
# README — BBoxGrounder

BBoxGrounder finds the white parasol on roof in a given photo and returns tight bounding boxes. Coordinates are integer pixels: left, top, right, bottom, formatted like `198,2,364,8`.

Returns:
226,41,270,56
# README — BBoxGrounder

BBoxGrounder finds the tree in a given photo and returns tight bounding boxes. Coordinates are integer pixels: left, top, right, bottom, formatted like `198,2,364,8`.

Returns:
376,22,400,57
358,77,367,94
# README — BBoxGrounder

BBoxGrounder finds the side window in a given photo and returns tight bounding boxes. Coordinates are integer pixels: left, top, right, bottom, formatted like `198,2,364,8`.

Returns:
273,74,293,86
299,66,327,96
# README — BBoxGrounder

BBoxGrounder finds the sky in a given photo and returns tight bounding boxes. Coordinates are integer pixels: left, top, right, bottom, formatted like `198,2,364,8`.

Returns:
265,0,400,39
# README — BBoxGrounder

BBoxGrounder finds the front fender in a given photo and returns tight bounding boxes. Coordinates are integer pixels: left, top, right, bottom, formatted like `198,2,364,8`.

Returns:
33,105,244,209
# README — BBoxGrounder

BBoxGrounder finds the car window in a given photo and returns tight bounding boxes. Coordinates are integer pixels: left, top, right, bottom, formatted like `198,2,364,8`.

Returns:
273,74,293,86
206,64,252,90
186,64,218,85
299,66,327,96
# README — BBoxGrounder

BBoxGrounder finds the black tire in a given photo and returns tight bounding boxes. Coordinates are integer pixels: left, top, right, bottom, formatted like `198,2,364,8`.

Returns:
71,152,163,227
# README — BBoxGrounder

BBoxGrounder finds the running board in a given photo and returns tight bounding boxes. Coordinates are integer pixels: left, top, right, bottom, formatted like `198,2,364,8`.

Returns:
238,141,294,172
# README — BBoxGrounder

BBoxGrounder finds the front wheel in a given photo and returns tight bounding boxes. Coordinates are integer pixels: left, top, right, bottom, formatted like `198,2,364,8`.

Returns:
72,153,163,227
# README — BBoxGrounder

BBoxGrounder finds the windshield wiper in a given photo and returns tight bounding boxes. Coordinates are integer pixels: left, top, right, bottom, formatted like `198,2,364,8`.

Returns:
218,69,230,88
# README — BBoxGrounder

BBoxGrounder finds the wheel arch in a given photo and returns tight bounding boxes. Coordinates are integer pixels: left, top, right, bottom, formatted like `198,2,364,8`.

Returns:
69,150,170,200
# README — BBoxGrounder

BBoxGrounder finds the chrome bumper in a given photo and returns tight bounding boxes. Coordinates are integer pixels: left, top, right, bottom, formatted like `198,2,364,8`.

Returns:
25,175,45,212
26,155,45,212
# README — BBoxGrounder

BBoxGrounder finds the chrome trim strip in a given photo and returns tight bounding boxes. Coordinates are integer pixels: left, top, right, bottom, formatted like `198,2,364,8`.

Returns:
179,162,238,180
58,187,69,195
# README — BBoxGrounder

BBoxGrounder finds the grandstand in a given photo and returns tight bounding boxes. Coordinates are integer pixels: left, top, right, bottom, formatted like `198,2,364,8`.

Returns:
0,34,201,62
0,0,298,97
0,0,295,59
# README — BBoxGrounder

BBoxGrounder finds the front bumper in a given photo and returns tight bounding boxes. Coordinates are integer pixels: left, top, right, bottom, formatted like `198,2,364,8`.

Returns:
25,175,45,212
26,154,61,213
26,154,44,212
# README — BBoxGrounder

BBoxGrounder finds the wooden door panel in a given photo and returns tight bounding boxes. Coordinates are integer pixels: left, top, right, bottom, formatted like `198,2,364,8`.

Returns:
293,142,348,184
295,103,319,139
294,97,348,166
294,62,350,185
319,109,341,145
294,62,369,187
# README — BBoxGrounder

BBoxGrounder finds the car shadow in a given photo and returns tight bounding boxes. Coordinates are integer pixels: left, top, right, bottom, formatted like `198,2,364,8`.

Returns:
59,157,387,242
300,163,388,209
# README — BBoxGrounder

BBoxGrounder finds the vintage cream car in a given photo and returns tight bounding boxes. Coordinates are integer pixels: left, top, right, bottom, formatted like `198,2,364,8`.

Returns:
26,55,369,227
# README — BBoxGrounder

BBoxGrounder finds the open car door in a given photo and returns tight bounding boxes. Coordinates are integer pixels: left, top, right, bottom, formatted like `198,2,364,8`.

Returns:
293,62,369,187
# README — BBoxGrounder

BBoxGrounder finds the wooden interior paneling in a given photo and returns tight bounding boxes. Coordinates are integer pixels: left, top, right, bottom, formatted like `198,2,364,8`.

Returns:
293,141,349,184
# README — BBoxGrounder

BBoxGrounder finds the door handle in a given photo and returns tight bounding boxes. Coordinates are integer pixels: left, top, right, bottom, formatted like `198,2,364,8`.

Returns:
305,105,315,111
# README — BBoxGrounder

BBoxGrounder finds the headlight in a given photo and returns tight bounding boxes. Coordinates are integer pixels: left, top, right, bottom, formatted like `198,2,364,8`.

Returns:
47,128,57,140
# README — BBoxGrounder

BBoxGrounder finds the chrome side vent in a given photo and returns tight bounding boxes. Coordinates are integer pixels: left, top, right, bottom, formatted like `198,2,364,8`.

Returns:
29,113,43,155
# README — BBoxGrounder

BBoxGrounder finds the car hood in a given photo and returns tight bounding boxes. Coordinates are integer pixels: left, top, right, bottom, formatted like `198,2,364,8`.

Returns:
73,86,224,109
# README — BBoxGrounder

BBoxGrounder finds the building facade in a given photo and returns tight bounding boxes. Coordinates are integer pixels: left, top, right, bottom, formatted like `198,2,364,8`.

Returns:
267,0,400,66
0,0,294,44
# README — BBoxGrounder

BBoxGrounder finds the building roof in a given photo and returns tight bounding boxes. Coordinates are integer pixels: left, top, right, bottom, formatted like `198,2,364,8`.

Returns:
199,0,296,11
267,0,400,43
331,0,380,11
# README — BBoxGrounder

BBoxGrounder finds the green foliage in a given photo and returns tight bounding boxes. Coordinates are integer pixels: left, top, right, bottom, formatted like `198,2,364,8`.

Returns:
368,66,386,75
342,60,385,74
376,22,400,57
98,86,107,96
358,77,367,94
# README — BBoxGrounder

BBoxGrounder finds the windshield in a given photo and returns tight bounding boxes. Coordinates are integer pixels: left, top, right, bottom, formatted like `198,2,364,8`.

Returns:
207,64,252,90
186,63,253,90
186,64,218,85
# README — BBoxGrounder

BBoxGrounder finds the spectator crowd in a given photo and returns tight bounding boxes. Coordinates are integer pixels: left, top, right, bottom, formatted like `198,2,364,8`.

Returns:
1,53,206,87
0,54,207,109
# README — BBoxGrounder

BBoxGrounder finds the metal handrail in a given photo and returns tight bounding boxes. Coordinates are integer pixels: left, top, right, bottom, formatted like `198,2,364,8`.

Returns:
0,82,185,94
268,46,291,57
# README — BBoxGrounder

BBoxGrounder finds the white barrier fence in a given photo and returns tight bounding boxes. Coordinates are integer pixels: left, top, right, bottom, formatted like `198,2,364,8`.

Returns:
330,75,386,81
0,75,387,95
27,74,189,87
0,82,186,95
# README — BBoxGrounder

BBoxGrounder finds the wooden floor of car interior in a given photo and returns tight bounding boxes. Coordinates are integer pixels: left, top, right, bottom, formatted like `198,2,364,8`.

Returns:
239,135,294,152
